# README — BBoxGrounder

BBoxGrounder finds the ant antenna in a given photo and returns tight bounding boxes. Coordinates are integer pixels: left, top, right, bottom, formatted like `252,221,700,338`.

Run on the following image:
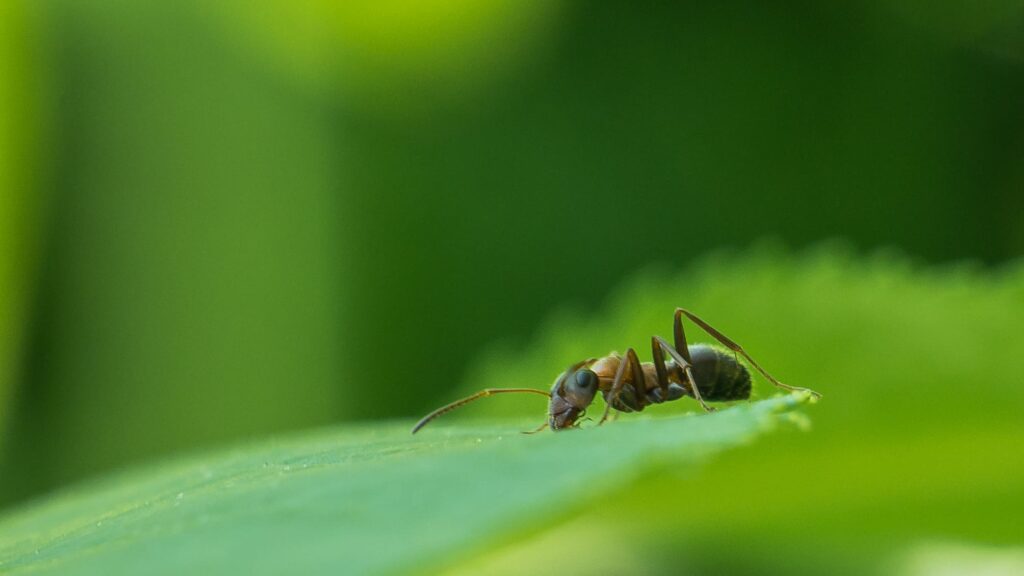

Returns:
411,388,551,434
521,421,549,435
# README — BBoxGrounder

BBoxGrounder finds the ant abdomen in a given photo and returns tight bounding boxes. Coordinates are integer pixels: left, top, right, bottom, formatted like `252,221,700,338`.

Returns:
687,344,752,401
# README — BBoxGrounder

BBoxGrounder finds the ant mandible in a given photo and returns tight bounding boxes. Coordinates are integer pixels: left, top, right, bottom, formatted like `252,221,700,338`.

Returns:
412,308,820,433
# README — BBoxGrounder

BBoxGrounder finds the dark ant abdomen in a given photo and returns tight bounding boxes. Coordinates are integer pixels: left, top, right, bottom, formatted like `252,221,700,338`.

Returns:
687,344,752,401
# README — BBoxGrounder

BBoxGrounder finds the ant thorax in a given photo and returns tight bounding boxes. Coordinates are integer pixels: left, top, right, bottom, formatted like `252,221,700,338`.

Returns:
589,354,685,393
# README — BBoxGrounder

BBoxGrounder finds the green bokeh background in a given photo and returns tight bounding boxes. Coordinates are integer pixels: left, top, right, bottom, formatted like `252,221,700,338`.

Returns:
1,0,1022,571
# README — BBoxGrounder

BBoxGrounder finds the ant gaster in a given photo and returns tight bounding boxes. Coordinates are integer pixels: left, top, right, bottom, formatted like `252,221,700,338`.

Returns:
412,309,820,434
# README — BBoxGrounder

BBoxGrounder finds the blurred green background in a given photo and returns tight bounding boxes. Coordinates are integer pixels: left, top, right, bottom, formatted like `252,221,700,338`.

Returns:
1,0,1023,570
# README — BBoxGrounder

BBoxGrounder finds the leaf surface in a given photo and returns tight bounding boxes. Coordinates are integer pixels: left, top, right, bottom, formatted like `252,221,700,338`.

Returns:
0,394,810,575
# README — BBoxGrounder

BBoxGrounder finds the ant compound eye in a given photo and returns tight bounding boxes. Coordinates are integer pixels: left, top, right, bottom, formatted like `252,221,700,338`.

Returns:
575,370,597,389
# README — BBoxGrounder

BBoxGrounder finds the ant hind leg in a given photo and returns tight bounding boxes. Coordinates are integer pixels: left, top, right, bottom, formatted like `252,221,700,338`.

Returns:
676,308,821,399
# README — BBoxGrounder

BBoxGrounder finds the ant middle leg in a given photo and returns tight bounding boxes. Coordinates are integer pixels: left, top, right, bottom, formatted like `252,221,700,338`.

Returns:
676,308,821,398
650,336,673,403
654,335,715,412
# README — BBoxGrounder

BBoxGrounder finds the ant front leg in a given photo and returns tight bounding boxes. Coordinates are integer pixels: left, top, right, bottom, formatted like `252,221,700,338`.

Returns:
654,335,714,412
676,308,821,398
598,349,646,425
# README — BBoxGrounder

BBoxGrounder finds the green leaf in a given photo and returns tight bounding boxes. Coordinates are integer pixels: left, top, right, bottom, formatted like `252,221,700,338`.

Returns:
0,394,811,575
452,247,1024,573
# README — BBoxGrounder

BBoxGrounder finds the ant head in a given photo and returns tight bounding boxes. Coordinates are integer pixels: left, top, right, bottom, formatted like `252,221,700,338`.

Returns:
548,366,599,430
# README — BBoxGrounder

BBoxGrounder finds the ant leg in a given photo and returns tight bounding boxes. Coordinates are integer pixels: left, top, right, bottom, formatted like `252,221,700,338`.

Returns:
650,336,673,403
672,309,694,364
655,335,714,412
625,349,648,410
598,355,628,425
677,308,821,399
598,349,646,425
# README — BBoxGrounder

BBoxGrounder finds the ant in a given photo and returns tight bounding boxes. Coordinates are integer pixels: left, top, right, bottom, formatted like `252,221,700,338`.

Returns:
412,308,820,434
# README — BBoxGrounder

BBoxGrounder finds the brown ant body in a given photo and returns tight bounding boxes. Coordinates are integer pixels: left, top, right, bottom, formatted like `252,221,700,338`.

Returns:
412,309,819,433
